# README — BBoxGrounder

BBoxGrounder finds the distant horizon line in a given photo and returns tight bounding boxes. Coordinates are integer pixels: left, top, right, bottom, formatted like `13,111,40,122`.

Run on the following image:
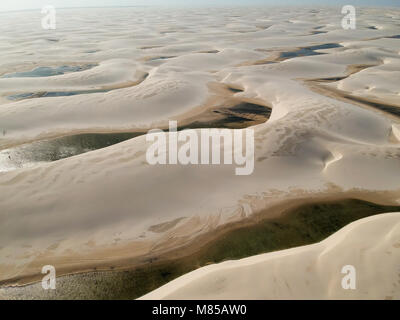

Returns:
1,3,399,13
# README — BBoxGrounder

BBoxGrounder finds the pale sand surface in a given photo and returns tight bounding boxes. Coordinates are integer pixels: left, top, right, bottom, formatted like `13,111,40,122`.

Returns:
141,212,400,300
1,7,400,292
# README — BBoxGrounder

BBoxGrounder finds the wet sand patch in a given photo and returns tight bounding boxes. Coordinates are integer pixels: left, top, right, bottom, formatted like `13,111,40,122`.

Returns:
310,64,377,83
227,86,244,93
303,62,400,120
179,100,271,130
147,56,177,61
197,50,220,54
306,79,400,120
310,31,328,35
341,94,400,118
278,43,343,61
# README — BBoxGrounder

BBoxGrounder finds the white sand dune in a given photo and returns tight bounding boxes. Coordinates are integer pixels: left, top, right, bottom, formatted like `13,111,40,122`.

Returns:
0,60,147,94
140,212,400,300
0,7,400,288
0,69,212,148
0,90,399,283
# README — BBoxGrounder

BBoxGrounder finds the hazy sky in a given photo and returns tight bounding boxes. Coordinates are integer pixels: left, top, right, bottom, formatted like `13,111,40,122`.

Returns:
0,0,399,12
